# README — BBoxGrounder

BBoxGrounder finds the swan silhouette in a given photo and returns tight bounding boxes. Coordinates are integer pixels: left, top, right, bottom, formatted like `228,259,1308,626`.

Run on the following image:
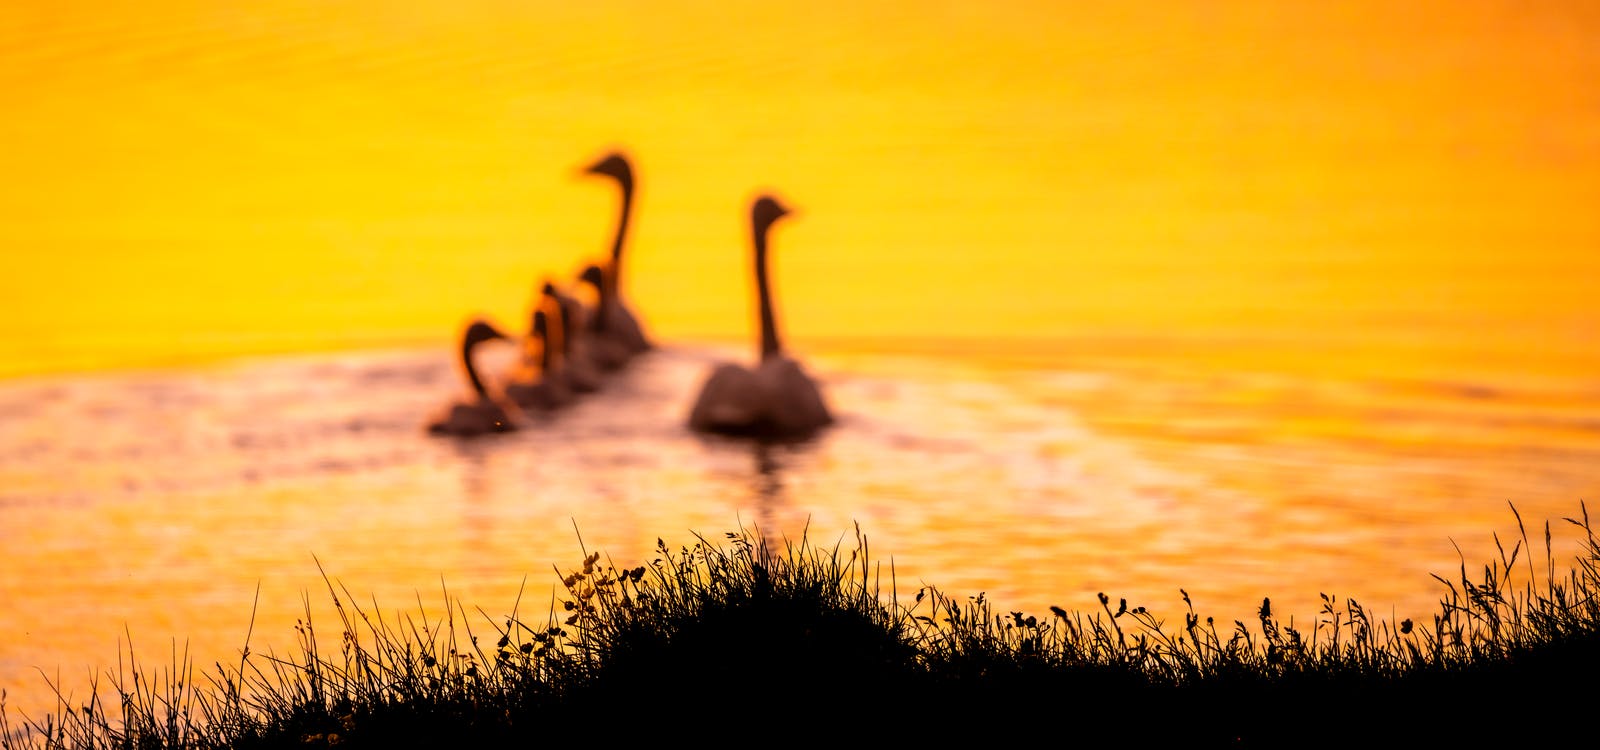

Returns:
577,263,638,372
583,151,652,355
688,195,833,439
541,280,603,394
427,319,516,436
506,307,577,412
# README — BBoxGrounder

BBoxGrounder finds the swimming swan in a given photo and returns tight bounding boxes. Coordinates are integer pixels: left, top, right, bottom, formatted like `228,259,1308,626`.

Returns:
582,151,652,355
688,195,833,438
427,319,516,436
541,280,603,394
577,263,639,372
506,307,577,412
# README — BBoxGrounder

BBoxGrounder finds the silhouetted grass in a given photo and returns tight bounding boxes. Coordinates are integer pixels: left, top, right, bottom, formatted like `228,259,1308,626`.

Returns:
4,504,1597,746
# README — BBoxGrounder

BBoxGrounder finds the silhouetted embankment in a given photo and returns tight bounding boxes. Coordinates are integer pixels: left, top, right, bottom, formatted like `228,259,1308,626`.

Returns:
3,505,1597,747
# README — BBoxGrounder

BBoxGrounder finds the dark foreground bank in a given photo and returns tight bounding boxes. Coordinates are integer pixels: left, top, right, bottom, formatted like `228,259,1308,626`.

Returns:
4,505,1598,747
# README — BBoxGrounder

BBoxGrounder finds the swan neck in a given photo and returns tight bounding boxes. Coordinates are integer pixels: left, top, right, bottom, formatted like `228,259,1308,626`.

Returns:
463,338,490,399
607,177,633,301
754,218,781,361
587,271,611,333
557,299,576,353
538,327,555,373
546,306,567,368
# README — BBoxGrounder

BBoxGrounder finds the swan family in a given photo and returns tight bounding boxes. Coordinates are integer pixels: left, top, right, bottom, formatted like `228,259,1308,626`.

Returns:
426,150,832,441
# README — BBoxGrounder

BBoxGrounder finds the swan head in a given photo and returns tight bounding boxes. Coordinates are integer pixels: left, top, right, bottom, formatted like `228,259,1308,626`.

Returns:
752,194,792,232
583,152,634,187
579,264,605,290
541,280,558,297
464,320,508,349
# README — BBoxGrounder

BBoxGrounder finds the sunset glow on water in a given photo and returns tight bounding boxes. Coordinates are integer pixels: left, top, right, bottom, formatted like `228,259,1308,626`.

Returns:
1,0,1598,723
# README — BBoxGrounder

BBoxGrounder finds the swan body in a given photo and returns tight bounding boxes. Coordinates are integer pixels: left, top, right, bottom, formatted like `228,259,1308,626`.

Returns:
583,151,652,355
427,320,516,437
688,195,833,439
430,400,514,436
689,356,831,437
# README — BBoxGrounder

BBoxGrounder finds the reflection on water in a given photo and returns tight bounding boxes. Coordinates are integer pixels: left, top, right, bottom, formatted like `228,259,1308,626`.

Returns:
1,341,1598,718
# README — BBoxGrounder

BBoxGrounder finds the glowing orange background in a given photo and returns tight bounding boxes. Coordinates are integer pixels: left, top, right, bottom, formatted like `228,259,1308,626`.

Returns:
2,1,1596,378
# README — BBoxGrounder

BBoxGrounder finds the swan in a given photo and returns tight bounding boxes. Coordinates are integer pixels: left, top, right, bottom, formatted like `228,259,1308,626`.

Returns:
427,319,516,436
688,195,833,439
577,263,639,372
582,151,652,355
541,280,603,394
506,307,577,412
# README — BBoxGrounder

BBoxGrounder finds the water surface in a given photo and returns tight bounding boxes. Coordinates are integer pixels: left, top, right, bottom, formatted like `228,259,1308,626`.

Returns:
3,339,1597,720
